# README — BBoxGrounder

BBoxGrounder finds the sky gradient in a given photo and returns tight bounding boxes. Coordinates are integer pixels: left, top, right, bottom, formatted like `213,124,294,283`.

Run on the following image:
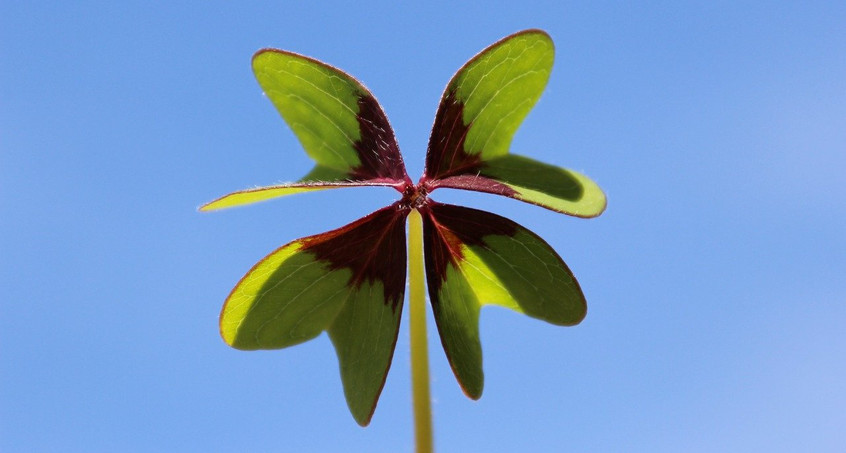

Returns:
2,1,845,452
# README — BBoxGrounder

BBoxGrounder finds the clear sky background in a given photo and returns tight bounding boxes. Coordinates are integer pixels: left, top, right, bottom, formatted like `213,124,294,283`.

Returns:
2,2,845,452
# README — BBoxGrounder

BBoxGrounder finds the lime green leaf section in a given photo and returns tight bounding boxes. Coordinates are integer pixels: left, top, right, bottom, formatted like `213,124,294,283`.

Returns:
431,262,484,398
328,283,402,426
219,205,407,425
452,29,553,159
219,241,350,349
204,50,409,213
200,183,339,212
460,228,586,325
423,203,586,397
199,177,398,212
484,154,606,217
432,154,606,217
253,50,364,171
425,30,606,218
252,49,408,182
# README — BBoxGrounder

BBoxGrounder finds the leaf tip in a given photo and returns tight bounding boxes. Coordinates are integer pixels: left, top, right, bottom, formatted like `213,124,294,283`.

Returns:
463,384,483,401
352,409,374,427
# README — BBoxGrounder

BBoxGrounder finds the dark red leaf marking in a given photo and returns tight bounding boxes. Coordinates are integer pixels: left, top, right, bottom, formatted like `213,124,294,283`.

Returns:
421,202,518,303
425,174,518,197
423,90,484,180
421,203,519,400
301,204,409,311
351,95,411,184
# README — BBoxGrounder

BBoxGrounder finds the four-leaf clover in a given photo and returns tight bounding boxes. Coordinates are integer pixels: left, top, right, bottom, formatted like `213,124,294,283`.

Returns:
203,29,606,426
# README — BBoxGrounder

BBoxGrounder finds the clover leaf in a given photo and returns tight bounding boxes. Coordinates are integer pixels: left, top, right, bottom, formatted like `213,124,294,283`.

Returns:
203,29,605,433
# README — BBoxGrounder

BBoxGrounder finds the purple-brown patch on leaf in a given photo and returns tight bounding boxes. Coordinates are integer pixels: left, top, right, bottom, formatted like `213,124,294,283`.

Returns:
351,95,410,184
301,204,409,311
423,91,483,180
425,174,518,198
420,202,518,303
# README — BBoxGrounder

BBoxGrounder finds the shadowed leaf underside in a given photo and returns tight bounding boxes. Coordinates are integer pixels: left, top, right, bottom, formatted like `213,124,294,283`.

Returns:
202,49,409,212
205,28,605,426
423,29,605,217
421,202,586,398
219,204,409,426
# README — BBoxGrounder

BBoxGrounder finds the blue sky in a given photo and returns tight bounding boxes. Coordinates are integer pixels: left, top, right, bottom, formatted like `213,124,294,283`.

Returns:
2,1,845,451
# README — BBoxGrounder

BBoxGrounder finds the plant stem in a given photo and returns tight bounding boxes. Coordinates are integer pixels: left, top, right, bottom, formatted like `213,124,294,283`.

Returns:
408,209,433,453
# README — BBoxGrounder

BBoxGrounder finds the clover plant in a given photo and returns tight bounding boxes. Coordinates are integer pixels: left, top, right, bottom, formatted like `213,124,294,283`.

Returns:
203,29,606,451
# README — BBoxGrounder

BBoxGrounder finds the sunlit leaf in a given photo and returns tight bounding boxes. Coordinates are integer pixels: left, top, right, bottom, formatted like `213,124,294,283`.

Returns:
424,29,553,178
220,204,409,425
431,154,606,217
199,179,397,212
253,49,409,183
207,29,606,427
421,202,586,397
422,29,605,217
202,49,411,211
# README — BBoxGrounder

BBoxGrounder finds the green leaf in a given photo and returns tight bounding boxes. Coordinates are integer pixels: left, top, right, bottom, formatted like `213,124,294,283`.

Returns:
219,240,349,350
202,49,412,212
253,49,409,182
199,178,397,212
424,29,554,179
219,204,408,426
422,29,606,217
432,154,606,217
421,202,586,397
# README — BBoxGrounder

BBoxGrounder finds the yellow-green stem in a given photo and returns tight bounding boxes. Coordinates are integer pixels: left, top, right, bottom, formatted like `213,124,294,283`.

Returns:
408,209,433,453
